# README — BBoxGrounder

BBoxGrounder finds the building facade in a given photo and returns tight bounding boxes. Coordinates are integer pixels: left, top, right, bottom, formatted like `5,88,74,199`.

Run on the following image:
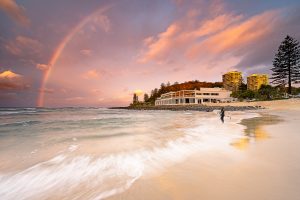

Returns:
222,71,242,92
247,74,269,91
155,88,233,106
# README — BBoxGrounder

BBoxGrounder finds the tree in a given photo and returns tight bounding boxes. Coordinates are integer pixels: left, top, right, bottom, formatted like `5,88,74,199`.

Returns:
153,88,158,96
144,93,149,102
133,93,138,104
239,82,247,91
271,35,300,94
258,85,274,100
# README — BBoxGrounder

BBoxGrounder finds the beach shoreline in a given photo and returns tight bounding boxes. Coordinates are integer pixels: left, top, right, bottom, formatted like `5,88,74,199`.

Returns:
110,104,262,112
110,98,300,112
1,99,299,199
107,99,300,200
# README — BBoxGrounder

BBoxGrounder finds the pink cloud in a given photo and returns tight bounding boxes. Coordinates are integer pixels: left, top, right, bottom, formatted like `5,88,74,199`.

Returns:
0,0,30,26
80,49,93,56
91,14,111,33
83,69,100,79
5,36,42,56
186,10,280,59
139,4,282,69
138,10,241,63
138,23,180,63
36,63,50,71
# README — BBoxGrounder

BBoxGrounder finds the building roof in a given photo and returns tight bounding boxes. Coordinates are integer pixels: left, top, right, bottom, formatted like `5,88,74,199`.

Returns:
248,74,268,77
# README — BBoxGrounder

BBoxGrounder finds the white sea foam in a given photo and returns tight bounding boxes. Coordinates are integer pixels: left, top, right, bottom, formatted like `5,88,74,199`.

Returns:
0,111,258,200
68,144,78,152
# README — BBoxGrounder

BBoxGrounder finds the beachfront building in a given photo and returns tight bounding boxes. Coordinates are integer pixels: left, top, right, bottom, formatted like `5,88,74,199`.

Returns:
247,74,269,91
222,71,242,92
155,88,233,106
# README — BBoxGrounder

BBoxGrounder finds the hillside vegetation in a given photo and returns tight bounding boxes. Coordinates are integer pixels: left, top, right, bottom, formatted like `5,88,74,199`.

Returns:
144,81,223,105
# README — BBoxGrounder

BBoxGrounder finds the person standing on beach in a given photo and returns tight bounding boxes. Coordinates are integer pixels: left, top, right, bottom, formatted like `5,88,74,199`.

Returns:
220,107,225,123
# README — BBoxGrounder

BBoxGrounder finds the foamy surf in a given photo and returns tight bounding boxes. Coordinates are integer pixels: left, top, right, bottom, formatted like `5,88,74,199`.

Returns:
0,108,258,200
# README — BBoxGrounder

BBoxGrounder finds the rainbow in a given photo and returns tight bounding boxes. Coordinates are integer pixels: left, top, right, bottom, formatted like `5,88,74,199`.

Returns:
37,5,112,107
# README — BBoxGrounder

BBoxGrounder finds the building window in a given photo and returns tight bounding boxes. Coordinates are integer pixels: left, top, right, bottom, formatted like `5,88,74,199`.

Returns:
211,93,219,96
203,93,210,95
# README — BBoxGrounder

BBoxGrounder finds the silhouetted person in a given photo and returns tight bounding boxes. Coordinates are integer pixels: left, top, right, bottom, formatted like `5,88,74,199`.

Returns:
220,107,225,123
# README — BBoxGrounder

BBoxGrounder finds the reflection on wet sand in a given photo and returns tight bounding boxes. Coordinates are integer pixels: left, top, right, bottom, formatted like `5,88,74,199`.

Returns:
231,113,282,150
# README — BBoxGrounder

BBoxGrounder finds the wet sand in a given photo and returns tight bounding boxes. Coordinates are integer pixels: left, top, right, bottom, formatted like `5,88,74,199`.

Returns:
109,100,300,200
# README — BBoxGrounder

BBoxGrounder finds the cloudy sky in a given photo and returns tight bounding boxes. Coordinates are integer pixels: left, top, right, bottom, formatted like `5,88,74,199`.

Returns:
1,0,300,107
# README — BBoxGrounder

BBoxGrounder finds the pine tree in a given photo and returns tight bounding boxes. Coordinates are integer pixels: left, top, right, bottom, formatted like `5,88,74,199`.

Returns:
271,35,300,94
133,93,138,104
144,93,149,102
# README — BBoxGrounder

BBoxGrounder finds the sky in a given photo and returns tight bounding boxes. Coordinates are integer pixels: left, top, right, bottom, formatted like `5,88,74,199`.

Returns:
0,0,300,107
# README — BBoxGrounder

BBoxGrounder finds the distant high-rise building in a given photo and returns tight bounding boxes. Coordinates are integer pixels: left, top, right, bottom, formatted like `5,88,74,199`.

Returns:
247,74,269,91
222,71,242,92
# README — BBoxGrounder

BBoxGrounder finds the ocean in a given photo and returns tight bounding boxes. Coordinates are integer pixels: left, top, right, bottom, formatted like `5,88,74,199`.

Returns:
0,107,257,199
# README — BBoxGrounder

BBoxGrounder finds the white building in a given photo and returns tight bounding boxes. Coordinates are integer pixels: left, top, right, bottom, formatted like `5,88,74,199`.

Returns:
155,88,234,106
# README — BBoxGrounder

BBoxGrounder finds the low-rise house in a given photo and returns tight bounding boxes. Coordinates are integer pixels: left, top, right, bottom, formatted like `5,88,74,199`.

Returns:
155,88,234,106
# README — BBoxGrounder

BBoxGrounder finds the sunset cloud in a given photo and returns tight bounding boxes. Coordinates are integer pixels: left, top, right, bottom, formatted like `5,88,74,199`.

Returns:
138,10,241,63
138,24,180,63
0,0,30,26
83,70,100,79
92,14,111,33
36,63,50,71
5,35,42,57
138,4,286,77
80,49,92,56
0,70,29,90
1,0,300,107
186,10,280,59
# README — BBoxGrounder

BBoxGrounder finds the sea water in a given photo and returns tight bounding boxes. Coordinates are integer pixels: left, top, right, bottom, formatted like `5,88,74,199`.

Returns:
0,108,257,200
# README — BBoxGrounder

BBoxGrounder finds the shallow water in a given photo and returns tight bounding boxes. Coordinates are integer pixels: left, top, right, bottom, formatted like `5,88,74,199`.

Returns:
0,108,258,199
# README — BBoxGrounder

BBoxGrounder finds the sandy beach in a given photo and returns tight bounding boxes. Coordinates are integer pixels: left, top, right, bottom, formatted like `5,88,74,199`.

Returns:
109,99,300,200
216,98,300,111
0,99,299,200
